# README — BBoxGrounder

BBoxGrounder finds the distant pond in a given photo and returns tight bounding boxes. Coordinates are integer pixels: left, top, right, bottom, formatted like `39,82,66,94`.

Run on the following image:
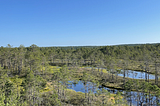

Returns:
118,70,158,79
85,67,159,80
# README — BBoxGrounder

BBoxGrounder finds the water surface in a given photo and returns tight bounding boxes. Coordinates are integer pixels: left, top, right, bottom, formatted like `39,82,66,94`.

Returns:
85,67,158,80
68,80,158,106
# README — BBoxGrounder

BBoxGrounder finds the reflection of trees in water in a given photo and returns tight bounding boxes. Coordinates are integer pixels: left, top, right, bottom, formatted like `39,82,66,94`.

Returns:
124,91,159,106
70,80,160,106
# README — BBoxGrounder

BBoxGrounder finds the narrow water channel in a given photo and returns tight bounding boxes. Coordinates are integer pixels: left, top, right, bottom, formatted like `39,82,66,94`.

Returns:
85,67,158,79
118,70,158,79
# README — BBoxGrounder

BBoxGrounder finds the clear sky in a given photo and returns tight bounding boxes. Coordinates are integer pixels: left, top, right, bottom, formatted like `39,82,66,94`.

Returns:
0,0,160,47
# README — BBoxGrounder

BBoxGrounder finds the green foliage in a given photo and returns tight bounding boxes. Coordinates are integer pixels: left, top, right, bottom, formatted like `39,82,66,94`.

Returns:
1,43,160,105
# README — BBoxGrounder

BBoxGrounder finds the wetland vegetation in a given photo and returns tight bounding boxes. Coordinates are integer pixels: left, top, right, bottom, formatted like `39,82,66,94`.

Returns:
1,43,160,106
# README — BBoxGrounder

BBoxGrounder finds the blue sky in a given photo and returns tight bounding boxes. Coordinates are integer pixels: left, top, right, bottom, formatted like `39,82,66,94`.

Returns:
0,0,160,47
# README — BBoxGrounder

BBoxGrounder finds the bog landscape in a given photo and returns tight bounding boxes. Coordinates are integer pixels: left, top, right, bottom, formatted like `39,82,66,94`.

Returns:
0,44,160,106
1,0,160,106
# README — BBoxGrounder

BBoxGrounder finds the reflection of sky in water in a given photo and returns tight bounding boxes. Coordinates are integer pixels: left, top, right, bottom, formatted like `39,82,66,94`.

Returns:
118,70,157,79
68,80,158,106
68,81,98,93
85,67,158,79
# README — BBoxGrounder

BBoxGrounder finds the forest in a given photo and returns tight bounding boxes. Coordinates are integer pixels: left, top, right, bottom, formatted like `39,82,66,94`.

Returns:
0,43,160,106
